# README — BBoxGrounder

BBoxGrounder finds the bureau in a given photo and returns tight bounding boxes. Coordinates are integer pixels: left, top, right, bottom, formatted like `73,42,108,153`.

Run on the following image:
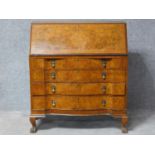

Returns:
29,23,128,133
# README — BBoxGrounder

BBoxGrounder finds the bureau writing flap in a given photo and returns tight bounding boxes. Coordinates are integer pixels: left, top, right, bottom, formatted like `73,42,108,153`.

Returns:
30,23,128,55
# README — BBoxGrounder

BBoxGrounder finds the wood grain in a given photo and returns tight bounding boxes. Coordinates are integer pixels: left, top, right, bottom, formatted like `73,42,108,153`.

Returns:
45,57,127,70
29,23,128,132
31,96,126,111
45,70,126,83
30,23,127,55
31,83,126,95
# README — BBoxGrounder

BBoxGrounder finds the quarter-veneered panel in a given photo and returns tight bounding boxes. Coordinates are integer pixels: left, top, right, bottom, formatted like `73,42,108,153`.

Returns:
45,70,126,83
46,96,126,110
31,83,126,95
30,23,127,55
45,57,127,70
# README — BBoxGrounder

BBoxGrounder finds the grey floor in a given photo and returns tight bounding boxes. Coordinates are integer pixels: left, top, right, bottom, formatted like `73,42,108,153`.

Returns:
0,109,154,134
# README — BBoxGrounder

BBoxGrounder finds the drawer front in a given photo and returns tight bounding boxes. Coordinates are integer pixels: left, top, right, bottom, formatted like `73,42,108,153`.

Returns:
45,57,127,70
45,70,126,83
31,96,126,111
32,95,125,110
31,83,126,95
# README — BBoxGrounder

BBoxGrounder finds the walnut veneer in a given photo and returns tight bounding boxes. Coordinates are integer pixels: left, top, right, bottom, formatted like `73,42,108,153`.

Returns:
29,23,128,133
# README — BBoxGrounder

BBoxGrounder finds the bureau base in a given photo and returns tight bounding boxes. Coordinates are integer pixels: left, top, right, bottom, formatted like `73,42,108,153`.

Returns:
29,110,128,133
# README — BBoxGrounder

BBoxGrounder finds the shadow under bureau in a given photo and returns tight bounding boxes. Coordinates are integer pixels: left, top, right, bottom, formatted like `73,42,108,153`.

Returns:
29,23,128,133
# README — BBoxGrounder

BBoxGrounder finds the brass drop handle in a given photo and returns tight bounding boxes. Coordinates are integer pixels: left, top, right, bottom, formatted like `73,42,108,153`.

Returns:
102,72,106,80
51,85,56,93
51,72,56,79
51,100,56,107
102,100,106,107
102,86,106,93
102,60,107,68
51,59,56,68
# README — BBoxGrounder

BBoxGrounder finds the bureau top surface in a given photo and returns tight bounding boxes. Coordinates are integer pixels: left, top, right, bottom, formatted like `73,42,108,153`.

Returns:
30,23,128,55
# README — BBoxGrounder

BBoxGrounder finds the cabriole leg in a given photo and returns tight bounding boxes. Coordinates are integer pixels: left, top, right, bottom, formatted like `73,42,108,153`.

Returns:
121,116,128,133
30,117,37,133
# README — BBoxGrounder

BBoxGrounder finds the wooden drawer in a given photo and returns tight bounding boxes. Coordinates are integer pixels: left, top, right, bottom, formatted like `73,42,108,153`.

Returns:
31,83,126,95
45,70,126,83
31,96,126,111
45,57,127,70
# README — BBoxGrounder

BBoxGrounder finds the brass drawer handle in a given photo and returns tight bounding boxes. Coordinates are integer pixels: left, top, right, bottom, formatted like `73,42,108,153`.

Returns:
51,85,56,93
102,72,106,80
102,60,107,68
51,59,56,68
51,72,56,79
102,100,106,107
102,86,106,93
51,100,56,107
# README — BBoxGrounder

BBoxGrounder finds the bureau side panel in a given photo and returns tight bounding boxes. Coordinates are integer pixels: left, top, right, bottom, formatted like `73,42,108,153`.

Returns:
29,56,46,114
125,56,128,111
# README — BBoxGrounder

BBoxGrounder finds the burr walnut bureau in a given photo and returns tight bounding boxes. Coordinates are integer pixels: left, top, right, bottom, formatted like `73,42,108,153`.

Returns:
29,23,128,133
